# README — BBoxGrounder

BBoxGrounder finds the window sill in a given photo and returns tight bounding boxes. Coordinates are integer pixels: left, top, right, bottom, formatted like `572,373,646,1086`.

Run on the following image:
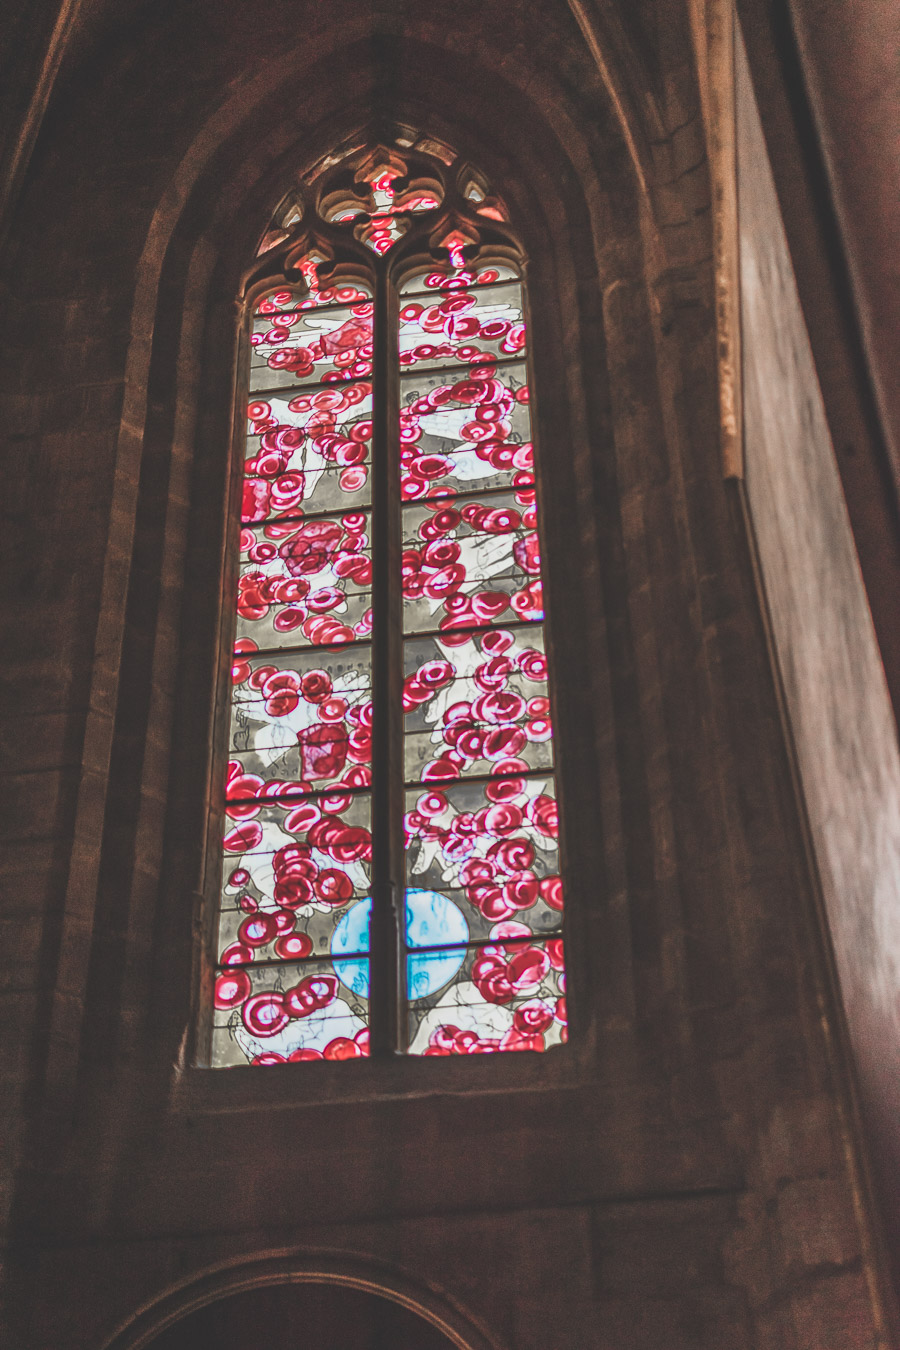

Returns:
170,1039,581,1115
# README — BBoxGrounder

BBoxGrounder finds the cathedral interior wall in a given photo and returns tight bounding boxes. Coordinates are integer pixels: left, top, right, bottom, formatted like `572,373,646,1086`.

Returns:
0,2,898,1345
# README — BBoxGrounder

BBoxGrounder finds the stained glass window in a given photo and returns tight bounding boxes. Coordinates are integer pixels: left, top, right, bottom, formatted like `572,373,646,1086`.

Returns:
210,137,567,1066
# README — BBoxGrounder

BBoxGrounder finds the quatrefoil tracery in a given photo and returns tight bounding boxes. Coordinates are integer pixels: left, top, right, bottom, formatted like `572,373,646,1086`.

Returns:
248,134,516,298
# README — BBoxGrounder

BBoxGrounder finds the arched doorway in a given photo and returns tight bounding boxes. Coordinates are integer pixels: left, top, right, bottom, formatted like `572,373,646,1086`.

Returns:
144,1282,461,1350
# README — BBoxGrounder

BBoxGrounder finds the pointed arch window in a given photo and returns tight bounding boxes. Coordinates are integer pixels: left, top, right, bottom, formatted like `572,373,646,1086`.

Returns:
210,136,567,1066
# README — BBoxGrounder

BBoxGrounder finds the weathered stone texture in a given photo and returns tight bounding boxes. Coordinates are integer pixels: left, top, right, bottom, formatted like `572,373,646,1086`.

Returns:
0,1,896,1346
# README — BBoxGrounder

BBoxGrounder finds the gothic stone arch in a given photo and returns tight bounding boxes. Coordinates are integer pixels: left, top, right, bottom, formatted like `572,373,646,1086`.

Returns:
1,6,891,1346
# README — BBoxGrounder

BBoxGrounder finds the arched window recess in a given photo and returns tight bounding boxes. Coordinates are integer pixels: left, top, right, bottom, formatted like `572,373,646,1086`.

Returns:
210,136,567,1068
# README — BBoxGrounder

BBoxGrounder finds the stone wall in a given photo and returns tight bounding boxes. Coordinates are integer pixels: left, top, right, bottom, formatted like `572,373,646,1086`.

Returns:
0,2,894,1345
737,27,900,1296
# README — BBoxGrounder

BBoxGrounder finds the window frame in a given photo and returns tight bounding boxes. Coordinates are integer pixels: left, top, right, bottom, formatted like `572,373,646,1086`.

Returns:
188,145,586,1087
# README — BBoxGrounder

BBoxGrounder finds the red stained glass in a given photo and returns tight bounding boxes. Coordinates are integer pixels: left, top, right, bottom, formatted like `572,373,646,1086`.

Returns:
402,263,520,294
399,254,563,1057
399,364,532,498
251,304,374,388
230,646,372,789
399,281,526,370
403,629,553,784
211,140,566,1067
401,491,542,634
340,164,444,254
235,519,372,648
212,959,371,1066
409,938,566,1056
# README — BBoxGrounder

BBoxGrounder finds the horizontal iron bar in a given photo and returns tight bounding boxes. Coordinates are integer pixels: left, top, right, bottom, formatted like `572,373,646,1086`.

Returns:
403,932,562,957
216,947,371,975
403,766,556,792
215,927,562,977
399,355,525,387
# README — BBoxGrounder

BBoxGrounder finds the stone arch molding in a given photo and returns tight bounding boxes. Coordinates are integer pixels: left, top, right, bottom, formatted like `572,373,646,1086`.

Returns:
47,14,664,1104
131,12,651,330
99,1249,506,1350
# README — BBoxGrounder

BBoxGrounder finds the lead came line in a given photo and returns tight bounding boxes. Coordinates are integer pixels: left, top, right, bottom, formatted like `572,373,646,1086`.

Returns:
210,141,567,1067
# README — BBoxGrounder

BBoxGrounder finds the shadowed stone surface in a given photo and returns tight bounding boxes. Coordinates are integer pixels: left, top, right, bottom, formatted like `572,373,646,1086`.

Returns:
0,2,897,1346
